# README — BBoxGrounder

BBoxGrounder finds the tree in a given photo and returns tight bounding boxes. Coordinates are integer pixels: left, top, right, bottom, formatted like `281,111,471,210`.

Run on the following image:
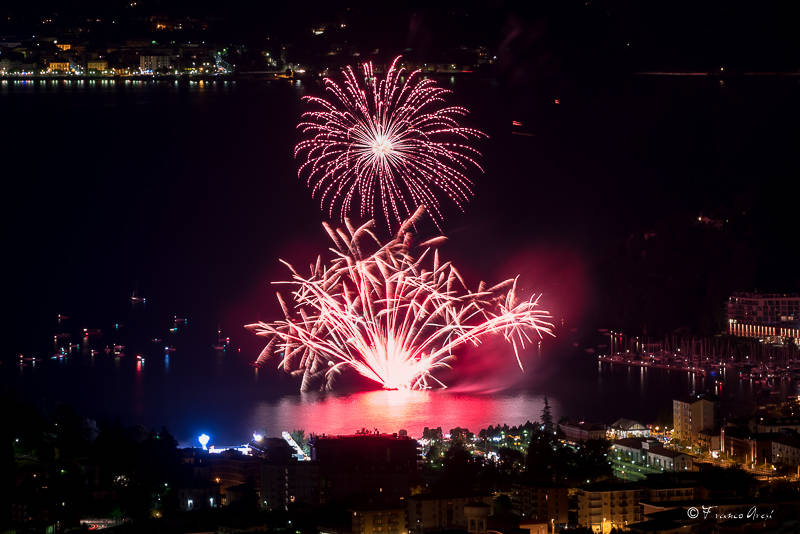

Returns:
435,441,482,490
426,442,444,466
449,427,473,443
525,399,563,482
423,427,444,441
497,447,525,473
541,397,554,437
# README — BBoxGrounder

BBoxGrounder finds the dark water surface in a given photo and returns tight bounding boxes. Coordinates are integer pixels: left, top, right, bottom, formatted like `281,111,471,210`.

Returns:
3,76,799,446
6,331,790,447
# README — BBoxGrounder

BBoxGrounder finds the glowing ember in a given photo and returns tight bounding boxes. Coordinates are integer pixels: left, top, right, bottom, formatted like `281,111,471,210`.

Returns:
247,207,553,392
295,56,487,230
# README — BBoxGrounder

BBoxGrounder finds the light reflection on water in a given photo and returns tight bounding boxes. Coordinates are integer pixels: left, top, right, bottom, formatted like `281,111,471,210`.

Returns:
247,389,552,438
7,347,797,446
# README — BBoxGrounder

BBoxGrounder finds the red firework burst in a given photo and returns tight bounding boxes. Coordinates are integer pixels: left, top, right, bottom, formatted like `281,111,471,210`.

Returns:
246,207,553,392
295,56,487,230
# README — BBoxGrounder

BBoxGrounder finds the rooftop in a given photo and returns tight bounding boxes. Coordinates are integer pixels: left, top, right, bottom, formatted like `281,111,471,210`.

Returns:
611,418,648,431
408,492,493,502
674,393,719,404
730,292,800,300
612,438,648,449
647,446,691,459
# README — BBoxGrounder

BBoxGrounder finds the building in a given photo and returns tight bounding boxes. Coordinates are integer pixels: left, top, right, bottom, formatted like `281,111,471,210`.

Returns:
771,434,800,467
691,398,716,437
513,483,568,525
727,292,800,342
352,504,407,534
612,439,695,472
673,396,717,444
464,502,490,534
608,419,650,440
720,427,774,465
86,60,108,72
645,447,693,471
756,417,800,434
558,421,607,442
640,482,696,504
672,400,691,443
207,449,261,505
139,55,172,72
576,483,642,532
311,432,418,503
176,482,220,511
47,61,70,72
611,438,647,463
577,478,701,533
722,428,800,468
407,494,493,533
518,523,549,534
250,437,320,510
696,430,720,452
260,461,320,511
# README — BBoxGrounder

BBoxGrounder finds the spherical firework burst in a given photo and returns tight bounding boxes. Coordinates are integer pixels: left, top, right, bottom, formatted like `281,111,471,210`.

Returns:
295,56,487,231
247,207,553,392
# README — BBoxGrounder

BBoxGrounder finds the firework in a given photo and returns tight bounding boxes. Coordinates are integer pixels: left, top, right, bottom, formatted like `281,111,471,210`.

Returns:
247,207,553,392
295,56,487,230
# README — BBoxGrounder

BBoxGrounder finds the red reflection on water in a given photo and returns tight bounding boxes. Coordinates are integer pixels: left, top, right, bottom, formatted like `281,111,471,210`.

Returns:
134,358,144,416
249,390,552,437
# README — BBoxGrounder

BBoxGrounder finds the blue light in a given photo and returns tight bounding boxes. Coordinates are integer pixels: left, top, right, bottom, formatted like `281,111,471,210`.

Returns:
198,433,210,450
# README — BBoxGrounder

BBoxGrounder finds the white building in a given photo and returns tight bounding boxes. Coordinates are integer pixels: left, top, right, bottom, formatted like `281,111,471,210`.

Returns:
727,292,800,342
646,446,694,471
608,418,650,440
771,436,800,467
140,55,172,72
673,396,716,443
612,439,695,471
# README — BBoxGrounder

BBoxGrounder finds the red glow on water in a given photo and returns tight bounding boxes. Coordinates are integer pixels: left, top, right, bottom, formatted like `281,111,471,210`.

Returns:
248,390,555,437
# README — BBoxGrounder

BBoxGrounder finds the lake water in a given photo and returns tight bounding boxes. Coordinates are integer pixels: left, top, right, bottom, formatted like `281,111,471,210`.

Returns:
3,75,799,446
5,325,788,446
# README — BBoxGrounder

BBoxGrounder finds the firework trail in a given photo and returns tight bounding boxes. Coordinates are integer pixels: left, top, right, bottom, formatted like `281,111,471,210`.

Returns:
247,207,553,392
295,56,487,231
